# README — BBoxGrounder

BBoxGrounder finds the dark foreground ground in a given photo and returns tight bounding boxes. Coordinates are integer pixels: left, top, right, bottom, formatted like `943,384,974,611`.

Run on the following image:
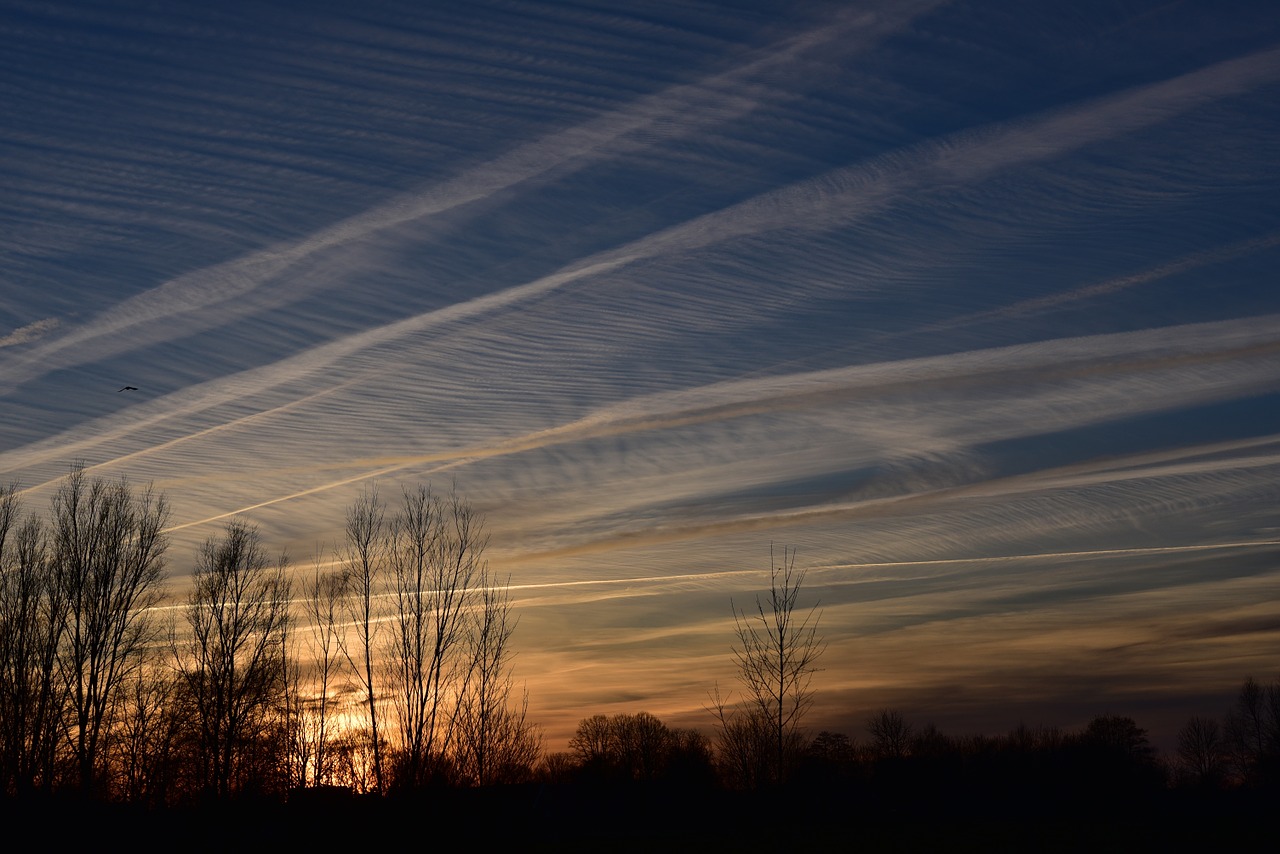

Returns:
4,782,1275,853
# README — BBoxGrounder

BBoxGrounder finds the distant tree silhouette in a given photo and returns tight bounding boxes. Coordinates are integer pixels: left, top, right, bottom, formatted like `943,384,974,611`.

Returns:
911,722,952,759
1005,722,1068,754
536,750,578,784
713,546,823,787
709,690,774,788
665,727,716,786
567,712,710,784
1076,714,1164,797
569,714,614,770
1081,714,1155,764
1177,715,1226,788
797,730,858,786
808,730,856,763
616,712,674,782
1224,675,1280,786
867,709,913,760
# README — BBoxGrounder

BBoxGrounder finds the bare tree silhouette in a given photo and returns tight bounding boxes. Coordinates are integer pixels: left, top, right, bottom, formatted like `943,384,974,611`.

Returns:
1177,715,1226,787
0,485,64,796
568,711,711,783
453,568,541,785
50,465,169,794
174,520,291,799
1224,675,1280,785
867,709,913,760
713,546,823,786
112,660,182,805
338,487,388,793
386,485,486,787
300,560,345,788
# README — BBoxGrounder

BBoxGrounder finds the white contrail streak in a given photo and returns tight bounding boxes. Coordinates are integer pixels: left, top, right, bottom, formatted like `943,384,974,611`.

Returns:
814,540,1280,575
4,41,1276,504
0,3,939,389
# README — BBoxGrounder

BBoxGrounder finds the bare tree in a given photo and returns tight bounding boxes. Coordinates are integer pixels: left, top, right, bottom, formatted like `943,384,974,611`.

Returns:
615,711,677,782
1177,715,1226,787
329,726,385,793
111,657,182,805
337,488,387,793
0,486,65,795
1225,675,1280,785
568,713,614,769
50,465,169,794
174,519,291,799
453,568,541,786
385,485,487,787
566,711,705,783
279,594,307,792
867,708,913,760
1081,713,1155,763
710,693,772,788
809,730,856,762
536,751,578,784
300,558,345,787
715,546,823,786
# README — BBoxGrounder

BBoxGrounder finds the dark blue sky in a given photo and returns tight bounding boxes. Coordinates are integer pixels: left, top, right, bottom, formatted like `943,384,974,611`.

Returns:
3,0,1279,747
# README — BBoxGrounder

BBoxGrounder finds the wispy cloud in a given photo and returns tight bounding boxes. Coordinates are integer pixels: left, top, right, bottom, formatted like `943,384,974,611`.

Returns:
0,1,942,391
0,318,59,348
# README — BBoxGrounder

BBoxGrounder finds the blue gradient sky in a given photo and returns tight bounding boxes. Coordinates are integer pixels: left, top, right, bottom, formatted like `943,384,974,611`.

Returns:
4,0,1280,749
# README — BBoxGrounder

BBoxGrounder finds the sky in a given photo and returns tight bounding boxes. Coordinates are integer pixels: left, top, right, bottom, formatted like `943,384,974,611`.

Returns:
3,0,1280,752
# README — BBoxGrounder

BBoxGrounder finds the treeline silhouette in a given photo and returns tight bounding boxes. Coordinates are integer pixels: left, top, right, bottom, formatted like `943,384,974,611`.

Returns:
0,468,538,805
1,469,1276,849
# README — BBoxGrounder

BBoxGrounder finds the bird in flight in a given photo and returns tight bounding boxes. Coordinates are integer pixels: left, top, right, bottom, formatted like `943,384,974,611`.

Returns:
118,386,138,392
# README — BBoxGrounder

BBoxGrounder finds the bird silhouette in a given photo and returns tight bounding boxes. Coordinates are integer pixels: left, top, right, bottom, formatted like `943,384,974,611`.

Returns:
118,386,138,392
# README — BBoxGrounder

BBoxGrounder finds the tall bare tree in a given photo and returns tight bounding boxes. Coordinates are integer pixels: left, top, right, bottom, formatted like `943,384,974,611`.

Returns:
386,485,487,787
279,593,306,792
50,465,169,793
715,546,823,786
453,569,541,785
0,486,65,795
338,488,387,793
301,558,345,787
174,519,291,799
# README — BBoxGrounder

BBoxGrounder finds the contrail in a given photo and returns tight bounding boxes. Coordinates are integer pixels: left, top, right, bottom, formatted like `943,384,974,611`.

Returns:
507,539,1280,596
813,539,1280,575
9,12,1268,405
83,309,1280,535
6,41,1277,502
0,2,940,390
13,379,363,497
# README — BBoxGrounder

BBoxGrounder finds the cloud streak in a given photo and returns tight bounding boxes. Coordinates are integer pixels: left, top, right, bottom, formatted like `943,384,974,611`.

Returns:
0,1,942,390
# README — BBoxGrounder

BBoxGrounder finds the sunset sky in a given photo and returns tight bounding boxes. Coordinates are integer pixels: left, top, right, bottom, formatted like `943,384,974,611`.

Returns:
3,0,1280,751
